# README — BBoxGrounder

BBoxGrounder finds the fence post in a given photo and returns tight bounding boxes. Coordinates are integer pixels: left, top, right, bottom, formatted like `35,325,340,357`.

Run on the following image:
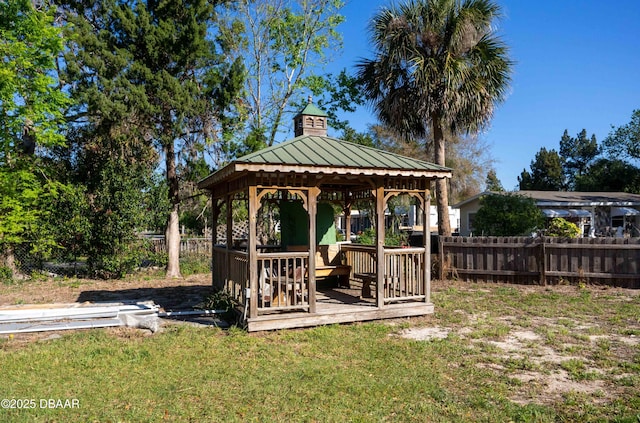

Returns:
439,236,445,281
539,237,547,286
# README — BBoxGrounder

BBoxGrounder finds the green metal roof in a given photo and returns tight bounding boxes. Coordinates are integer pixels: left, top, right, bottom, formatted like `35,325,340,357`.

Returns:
294,102,328,117
236,135,450,171
198,134,451,190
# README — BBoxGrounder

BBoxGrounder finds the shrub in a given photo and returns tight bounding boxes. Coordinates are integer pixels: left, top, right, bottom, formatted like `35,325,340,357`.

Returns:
179,255,210,276
474,193,545,236
355,227,375,245
88,240,147,279
546,218,581,238
354,227,408,246
196,289,239,323
0,266,13,284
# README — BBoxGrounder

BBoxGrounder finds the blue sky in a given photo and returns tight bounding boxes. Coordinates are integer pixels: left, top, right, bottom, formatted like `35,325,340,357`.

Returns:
324,0,640,191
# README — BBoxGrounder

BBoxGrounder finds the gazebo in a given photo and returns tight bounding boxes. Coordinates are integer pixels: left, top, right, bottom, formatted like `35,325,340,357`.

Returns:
198,101,452,331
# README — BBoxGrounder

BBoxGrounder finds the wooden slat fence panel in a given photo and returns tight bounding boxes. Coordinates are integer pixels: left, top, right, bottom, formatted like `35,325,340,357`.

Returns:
441,237,541,284
150,238,211,256
441,236,640,287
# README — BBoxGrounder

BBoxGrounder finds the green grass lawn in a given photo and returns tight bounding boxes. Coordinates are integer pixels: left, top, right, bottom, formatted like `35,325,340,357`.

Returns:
1,280,639,422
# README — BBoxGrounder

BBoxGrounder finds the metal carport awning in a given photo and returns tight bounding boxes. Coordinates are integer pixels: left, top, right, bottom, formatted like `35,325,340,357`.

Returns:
542,209,592,218
567,209,591,218
611,207,640,217
542,209,570,218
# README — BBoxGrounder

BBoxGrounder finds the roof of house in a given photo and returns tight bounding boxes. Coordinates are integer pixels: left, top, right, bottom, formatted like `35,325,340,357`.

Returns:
453,190,640,208
198,134,451,190
520,191,640,205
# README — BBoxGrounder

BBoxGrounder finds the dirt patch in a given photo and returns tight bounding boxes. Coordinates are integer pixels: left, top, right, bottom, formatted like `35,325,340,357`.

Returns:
404,321,619,406
398,326,450,341
399,280,640,407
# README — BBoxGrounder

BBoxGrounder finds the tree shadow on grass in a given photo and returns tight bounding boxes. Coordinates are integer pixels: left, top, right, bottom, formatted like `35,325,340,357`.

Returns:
76,285,214,311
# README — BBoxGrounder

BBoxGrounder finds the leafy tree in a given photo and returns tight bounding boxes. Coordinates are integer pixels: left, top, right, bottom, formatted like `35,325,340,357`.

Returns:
362,124,422,156
340,126,376,147
85,154,153,278
297,69,367,133
446,135,495,203
0,0,69,274
60,0,245,277
177,152,213,236
351,123,494,204
574,158,640,193
485,170,504,191
142,173,171,233
356,0,513,236
518,148,564,191
559,129,598,189
0,0,68,150
44,120,158,277
223,0,346,146
473,193,544,236
41,182,91,264
602,109,640,161
517,168,533,191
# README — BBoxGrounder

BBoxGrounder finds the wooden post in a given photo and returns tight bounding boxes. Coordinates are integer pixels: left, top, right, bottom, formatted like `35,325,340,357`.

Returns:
248,183,259,318
539,236,547,286
211,198,222,289
344,191,352,243
375,181,385,308
438,236,444,281
345,209,352,243
308,187,320,313
226,194,233,292
423,190,431,303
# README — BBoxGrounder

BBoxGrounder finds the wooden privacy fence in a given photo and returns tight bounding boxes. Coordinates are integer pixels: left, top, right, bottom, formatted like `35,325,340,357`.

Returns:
440,236,640,288
149,238,211,256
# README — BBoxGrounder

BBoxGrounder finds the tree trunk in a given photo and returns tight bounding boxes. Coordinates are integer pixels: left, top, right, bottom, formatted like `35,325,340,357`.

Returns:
165,140,182,278
1,246,19,279
433,120,452,237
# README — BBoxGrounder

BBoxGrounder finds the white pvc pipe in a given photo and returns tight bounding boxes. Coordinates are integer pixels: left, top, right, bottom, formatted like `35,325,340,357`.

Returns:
157,309,226,317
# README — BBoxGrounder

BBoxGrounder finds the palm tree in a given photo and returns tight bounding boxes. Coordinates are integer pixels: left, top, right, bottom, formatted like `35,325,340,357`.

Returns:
357,0,512,236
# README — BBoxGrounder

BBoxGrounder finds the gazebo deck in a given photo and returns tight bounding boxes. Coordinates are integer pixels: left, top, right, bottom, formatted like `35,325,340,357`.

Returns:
246,287,434,332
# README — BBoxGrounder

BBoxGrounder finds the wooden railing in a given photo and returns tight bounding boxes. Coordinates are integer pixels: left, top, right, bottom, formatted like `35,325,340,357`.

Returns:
212,247,247,303
440,236,640,287
383,247,426,302
256,252,309,312
341,244,427,303
212,246,226,290
213,244,430,316
341,244,376,278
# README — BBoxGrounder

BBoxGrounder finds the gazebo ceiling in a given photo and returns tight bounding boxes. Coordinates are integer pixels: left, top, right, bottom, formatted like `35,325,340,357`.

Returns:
198,134,452,196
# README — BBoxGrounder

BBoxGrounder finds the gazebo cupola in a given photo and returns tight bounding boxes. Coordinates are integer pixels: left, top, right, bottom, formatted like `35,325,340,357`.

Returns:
294,97,328,137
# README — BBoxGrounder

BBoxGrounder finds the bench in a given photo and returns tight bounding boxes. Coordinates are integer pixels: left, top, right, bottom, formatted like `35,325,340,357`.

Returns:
354,272,376,298
287,245,351,287
316,265,351,286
